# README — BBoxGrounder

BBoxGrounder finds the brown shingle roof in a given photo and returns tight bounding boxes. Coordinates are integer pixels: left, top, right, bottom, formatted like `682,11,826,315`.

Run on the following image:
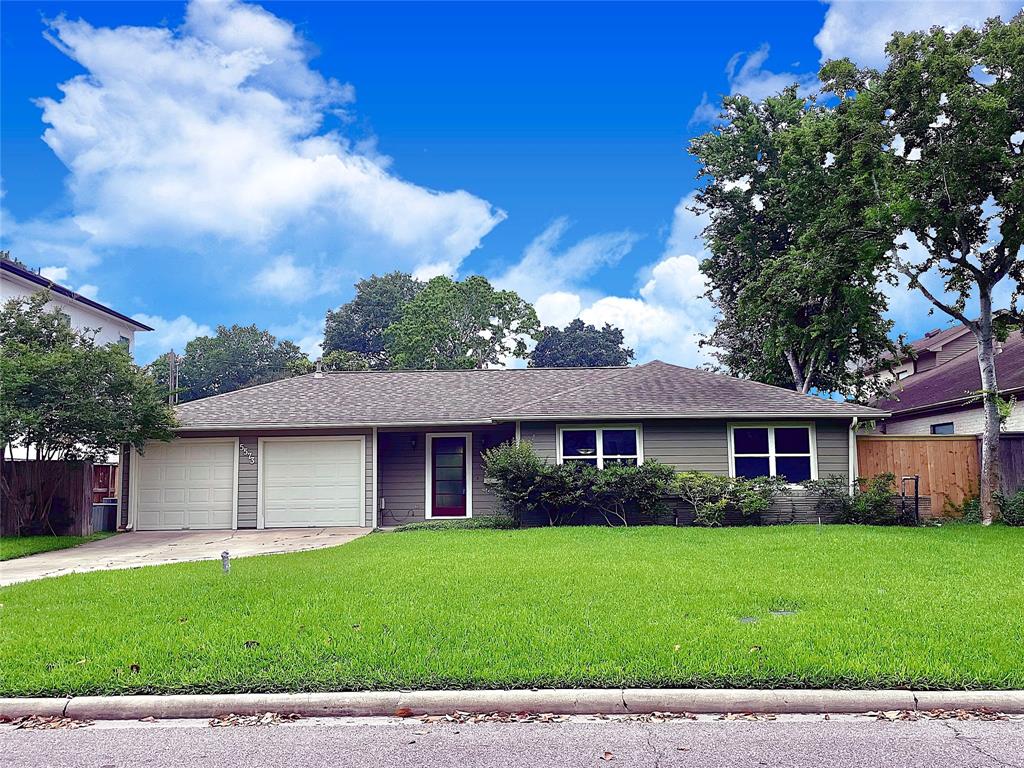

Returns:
877,330,1024,415
174,360,885,430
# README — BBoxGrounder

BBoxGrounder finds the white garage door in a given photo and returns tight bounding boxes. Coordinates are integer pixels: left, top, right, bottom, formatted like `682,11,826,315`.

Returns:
136,440,236,530
261,439,364,527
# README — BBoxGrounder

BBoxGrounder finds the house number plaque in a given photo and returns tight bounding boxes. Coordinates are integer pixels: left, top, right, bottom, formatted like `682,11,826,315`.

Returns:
240,445,256,465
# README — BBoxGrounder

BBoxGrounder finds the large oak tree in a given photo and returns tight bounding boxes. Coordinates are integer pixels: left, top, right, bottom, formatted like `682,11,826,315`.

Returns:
822,14,1024,522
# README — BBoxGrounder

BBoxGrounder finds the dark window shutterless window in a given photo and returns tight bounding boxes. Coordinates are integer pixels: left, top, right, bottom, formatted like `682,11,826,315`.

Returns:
731,424,814,483
559,426,641,469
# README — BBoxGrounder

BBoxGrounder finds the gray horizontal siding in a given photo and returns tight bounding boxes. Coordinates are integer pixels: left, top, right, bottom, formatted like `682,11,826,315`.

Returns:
237,438,258,528
378,424,514,526
521,418,850,481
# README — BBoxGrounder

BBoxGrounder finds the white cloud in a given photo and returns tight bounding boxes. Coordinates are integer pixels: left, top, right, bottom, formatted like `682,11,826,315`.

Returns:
534,291,583,328
251,255,338,302
270,315,323,358
690,44,818,126
815,1,1019,68
131,313,213,363
76,283,100,300
725,44,819,102
39,266,69,282
17,0,503,280
523,197,716,367
494,218,639,302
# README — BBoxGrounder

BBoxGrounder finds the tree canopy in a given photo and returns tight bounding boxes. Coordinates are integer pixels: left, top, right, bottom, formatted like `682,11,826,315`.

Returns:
689,86,902,399
529,319,634,368
386,275,540,370
148,324,308,402
1,292,176,462
819,14,1024,521
323,272,423,369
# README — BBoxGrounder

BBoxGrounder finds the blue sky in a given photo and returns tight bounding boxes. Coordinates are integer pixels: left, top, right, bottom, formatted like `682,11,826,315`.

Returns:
2,0,1019,364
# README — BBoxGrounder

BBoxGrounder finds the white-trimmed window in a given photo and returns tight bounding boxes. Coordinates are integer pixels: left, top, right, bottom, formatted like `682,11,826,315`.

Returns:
557,425,642,469
728,424,816,483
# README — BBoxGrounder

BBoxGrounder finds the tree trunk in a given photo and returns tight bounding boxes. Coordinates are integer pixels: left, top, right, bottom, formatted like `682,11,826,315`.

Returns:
975,287,1001,525
785,349,807,393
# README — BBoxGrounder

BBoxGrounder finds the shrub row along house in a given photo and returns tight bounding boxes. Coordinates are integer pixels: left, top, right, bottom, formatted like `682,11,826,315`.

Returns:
120,361,883,530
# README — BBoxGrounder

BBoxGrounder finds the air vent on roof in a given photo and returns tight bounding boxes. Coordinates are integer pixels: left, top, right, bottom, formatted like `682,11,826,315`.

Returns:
924,329,942,338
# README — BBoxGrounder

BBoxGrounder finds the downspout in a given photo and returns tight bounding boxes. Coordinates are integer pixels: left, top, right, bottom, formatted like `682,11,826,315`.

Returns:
849,417,859,496
371,427,379,530
514,421,521,446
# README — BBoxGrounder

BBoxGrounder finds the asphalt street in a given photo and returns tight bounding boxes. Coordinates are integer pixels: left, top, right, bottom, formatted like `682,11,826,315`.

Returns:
3,715,1023,768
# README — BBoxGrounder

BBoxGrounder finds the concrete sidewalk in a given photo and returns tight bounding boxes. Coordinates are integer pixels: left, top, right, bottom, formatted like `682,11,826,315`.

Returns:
0,528,371,586
4,689,1024,721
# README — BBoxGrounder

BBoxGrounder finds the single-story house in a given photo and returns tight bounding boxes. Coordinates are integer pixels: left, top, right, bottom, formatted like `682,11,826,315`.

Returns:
118,360,885,530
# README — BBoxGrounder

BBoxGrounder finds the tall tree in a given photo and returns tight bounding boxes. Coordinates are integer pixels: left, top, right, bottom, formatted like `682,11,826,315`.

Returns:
324,272,423,369
1,292,175,531
386,275,541,370
821,15,1024,523
529,319,634,368
148,324,308,402
689,87,902,399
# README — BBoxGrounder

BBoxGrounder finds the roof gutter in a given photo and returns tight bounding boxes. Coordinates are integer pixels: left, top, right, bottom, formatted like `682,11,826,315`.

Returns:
173,411,890,432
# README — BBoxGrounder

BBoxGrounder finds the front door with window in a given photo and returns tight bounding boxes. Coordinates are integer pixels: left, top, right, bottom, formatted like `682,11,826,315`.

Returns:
430,436,468,517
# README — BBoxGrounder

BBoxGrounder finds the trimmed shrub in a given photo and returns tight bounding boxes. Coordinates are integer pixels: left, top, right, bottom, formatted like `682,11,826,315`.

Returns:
481,441,545,525
674,472,788,527
998,489,1024,526
587,461,676,526
805,472,905,525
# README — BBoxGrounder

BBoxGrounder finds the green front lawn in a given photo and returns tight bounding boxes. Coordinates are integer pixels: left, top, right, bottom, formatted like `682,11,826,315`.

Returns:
0,533,115,562
1,526,1022,696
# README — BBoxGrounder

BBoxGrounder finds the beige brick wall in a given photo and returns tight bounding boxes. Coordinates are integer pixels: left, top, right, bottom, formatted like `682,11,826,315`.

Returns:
884,401,1024,436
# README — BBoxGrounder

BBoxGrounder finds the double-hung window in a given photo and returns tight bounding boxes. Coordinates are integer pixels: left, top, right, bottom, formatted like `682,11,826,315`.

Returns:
729,424,816,483
558,425,642,468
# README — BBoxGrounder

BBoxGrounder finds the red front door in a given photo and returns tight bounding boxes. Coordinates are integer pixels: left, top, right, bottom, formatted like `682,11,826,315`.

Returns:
431,436,467,517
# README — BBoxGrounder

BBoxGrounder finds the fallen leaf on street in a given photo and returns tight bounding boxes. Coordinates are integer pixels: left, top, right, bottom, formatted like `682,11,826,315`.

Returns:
6,716,92,730
208,712,301,727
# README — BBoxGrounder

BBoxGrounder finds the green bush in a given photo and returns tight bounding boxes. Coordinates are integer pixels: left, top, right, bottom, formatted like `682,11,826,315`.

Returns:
998,489,1024,526
480,441,545,525
805,472,905,525
674,471,787,527
587,461,676,526
392,517,517,533
483,442,676,526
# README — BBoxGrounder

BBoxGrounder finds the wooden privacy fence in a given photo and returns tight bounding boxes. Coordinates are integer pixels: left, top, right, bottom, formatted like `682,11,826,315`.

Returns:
856,436,979,516
0,460,94,536
997,433,1024,497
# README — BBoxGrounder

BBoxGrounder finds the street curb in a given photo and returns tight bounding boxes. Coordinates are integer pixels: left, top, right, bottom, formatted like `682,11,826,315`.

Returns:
4,689,1024,721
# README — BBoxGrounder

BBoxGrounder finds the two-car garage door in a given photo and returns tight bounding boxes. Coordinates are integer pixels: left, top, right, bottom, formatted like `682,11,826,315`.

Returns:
134,438,364,530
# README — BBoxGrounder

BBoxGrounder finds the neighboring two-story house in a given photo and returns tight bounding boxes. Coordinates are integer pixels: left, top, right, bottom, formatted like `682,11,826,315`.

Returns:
875,322,1024,435
1,255,152,355
1,254,154,499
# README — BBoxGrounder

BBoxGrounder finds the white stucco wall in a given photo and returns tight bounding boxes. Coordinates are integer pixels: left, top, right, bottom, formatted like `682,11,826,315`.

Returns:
883,400,1024,435
1,272,138,354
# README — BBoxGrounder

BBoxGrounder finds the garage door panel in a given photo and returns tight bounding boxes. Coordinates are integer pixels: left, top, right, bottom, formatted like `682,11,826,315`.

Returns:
136,440,235,530
262,439,363,528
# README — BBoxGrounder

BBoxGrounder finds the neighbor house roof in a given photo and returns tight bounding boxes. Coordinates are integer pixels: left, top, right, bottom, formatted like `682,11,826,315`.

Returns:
876,330,1024,416
908,323,973,354
174,360,885,430
0,256,154,331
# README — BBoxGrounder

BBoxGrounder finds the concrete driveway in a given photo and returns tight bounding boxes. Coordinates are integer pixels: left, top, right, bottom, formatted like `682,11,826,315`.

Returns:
0,528,371,586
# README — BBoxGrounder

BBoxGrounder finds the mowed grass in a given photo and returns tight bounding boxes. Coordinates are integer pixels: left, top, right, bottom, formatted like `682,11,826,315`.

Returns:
1,526,1022,696
0,533,115,562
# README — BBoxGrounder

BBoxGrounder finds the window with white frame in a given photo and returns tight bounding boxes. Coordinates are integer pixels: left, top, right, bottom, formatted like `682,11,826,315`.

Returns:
730,424,815,483
559,426,641,468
